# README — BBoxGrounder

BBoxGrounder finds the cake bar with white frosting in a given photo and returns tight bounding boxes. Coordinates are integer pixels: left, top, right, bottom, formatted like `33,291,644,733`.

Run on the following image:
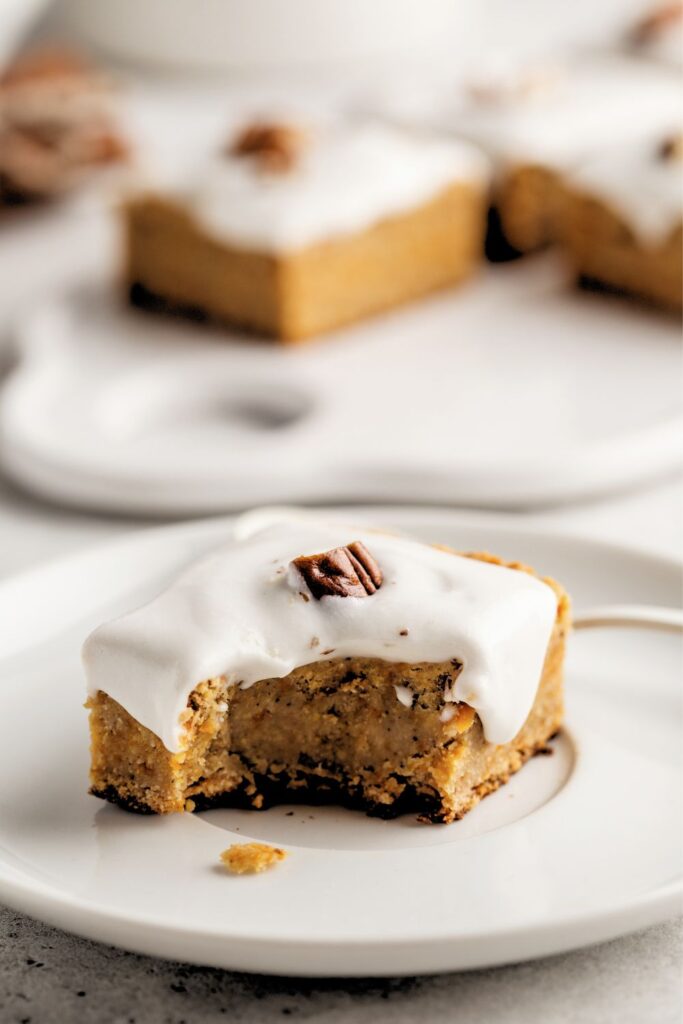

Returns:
561,133,682,311
84,520,570,823
367,57,681,255
124,119,490,341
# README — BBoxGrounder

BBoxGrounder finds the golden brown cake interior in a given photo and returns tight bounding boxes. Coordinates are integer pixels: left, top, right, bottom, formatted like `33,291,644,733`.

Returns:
88,553,570,824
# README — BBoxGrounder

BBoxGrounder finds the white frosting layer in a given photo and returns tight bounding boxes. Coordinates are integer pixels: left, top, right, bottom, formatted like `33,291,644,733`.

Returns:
82,521,558,753
184,122,489,252
423,59,679,171
568,139,683,243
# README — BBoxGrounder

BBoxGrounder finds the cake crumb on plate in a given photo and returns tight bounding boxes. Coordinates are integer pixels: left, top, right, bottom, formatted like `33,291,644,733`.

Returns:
220,842,287,875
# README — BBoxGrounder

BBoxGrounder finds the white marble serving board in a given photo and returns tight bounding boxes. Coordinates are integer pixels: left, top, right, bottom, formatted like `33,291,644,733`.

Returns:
0,253,680,514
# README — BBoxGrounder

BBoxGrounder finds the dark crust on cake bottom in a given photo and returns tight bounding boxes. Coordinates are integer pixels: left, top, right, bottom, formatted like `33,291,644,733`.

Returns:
129,281,210,324
91,772,446,820
90,785,159,815
191,769,449,822
128,282,276,339
91,733,561,822
577,274,681,313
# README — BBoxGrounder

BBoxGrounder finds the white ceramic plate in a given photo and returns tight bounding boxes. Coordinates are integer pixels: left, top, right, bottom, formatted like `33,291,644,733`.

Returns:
0,508,680,976
60,0,466,73
1,257,681,514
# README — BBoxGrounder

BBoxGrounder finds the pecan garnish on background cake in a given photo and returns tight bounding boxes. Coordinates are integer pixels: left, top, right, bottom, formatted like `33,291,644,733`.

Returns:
0,47,127,204
229,121,307,173
659,133,683,161
292,541,383,599
630,2,682,45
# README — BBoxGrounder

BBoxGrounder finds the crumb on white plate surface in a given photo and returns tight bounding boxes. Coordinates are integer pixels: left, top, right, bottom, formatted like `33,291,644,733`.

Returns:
219,842,288,875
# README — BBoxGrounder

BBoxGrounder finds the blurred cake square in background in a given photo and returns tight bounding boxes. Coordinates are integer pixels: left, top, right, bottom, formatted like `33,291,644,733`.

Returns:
0,47,127,207
84,519,569,823
124,119,490,342
367,57,681,258
560,132,683,311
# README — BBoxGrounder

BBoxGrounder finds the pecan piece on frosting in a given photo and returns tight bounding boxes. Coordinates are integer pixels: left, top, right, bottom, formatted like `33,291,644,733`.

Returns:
292,541,383,599
229,121,307,173
659,133,683,161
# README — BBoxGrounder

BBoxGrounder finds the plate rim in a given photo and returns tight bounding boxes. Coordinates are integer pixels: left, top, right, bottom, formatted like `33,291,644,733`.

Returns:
0,864,679,977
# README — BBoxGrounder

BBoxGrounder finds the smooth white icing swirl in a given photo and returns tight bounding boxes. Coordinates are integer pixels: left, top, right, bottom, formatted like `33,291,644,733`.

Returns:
184,122,490,253
83,521,558,753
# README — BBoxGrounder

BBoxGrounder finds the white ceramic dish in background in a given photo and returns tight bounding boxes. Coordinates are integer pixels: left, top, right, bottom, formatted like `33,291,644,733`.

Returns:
59,0,466,74
56,0,658,75
1,257,681,515
0,508,680,976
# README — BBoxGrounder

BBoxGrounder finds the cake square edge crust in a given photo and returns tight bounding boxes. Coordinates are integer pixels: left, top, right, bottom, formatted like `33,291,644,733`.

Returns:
86,550,570,825
124,179,487,343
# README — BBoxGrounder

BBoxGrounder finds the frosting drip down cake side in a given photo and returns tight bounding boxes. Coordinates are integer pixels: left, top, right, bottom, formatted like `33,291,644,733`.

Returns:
84,522,570,823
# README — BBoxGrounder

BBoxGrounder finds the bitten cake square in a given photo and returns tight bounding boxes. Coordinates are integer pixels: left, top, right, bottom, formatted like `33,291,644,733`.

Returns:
561,134,682,311
124,120,489,342
84,520,570,825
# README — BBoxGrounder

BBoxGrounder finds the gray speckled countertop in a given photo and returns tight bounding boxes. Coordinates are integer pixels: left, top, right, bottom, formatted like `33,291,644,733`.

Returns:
1,909,681,1024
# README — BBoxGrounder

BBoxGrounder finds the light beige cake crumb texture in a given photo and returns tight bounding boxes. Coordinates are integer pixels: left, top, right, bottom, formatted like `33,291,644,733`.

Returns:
220,842,287,875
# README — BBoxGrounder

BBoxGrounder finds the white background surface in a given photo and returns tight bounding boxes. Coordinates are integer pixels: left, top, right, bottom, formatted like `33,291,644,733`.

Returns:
0,2,681,1020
